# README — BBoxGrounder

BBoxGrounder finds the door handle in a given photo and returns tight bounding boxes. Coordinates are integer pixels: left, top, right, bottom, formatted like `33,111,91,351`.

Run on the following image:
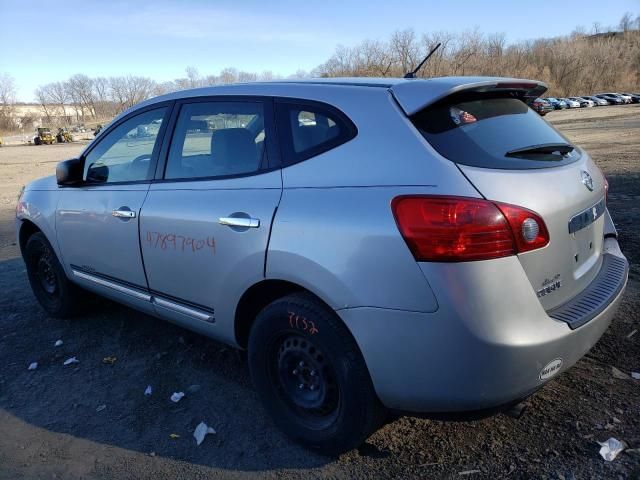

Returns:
219,217,260,228
112,209,136,219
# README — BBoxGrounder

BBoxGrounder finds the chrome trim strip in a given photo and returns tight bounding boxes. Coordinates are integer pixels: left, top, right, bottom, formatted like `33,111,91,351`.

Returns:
72,270,151,301
568,196,606,234
152,296,215,323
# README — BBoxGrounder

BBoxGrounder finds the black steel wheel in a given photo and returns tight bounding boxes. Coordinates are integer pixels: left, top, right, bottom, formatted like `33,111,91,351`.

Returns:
24,232,85,317
273,333,340,427
248,292,387,455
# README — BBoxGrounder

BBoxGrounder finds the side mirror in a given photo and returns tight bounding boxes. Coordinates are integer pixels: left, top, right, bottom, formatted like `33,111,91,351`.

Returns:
56,158,84,186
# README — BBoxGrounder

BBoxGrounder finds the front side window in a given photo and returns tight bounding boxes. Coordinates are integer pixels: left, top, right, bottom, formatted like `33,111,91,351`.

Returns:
276,101,356,165
165,102,266,179
84,108,166,183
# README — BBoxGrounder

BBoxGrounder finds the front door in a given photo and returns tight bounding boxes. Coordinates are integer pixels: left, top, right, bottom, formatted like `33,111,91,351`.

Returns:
56,106,170,304
140,98,281,341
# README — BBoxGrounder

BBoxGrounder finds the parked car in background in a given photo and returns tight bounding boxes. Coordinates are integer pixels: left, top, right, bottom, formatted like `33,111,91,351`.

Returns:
584,96,608,106
561,98,581,108
621,93,640,104
568,97,594,107
16,77,628,454
595,94,624,105
532,98,553,116
545,97,567,110
615,93,632,104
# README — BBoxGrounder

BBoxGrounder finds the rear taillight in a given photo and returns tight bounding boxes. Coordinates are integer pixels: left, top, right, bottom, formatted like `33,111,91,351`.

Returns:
391,196,549,262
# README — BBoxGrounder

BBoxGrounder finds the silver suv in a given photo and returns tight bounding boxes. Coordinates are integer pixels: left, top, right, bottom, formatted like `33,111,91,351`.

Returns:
16,77,628,454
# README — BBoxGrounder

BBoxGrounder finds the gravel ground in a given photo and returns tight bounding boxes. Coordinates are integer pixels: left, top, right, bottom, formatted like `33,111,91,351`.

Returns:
0,105,639,479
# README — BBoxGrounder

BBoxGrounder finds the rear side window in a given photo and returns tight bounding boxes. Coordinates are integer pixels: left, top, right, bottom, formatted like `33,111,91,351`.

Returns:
276,100,356,165
413,97,580,169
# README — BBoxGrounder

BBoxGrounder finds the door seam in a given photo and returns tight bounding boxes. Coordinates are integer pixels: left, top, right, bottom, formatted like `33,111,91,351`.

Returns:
137,184,153,289
263,170,284,277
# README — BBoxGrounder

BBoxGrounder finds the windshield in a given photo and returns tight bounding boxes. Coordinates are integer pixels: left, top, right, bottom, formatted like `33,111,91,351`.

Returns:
412,96,580,169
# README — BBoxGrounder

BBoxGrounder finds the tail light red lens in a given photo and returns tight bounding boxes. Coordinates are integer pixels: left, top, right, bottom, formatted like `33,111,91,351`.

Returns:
391,196,549,262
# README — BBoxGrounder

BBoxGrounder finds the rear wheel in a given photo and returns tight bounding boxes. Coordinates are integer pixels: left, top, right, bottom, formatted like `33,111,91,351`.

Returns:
248,293,386,455
34,137,41,145
24,232,85,317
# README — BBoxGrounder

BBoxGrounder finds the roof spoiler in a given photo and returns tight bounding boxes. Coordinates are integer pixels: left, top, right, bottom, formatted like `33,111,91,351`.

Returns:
390,77,548,116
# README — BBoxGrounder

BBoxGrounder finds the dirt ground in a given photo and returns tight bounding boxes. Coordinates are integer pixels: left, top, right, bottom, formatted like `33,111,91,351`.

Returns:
0,105,639,479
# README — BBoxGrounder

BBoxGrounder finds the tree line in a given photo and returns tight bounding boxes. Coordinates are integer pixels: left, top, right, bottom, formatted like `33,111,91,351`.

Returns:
0,12,638,131
315,14,640,96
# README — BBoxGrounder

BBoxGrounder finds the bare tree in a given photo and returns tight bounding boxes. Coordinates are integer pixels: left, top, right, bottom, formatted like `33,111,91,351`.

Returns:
92,77,112,117
0,73,16,130
34,86,53,125
219,68,238,84
48,81,70,121
390,29,420,75
66,74,96,120
185,66,201,88
259,70,276,81
619,12,634,32
238,71,258,82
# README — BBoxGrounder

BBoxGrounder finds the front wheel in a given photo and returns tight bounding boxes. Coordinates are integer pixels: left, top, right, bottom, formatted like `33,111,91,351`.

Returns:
248,293,386,455
24,232,85,317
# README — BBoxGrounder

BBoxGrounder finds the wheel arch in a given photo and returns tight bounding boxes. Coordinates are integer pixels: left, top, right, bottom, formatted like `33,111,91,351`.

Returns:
234,279,336,349
18,219,42,254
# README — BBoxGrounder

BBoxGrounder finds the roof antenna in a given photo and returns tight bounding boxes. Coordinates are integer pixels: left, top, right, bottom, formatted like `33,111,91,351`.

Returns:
404,43,442,79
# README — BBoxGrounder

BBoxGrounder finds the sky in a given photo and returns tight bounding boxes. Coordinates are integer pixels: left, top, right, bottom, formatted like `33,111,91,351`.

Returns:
1,0,638,101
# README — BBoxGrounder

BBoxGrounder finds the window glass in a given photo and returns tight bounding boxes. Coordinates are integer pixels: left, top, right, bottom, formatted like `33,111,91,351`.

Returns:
412,97,580,170
165,102,266,179
84,108,166,183
276,101,355,166
290,109,339,154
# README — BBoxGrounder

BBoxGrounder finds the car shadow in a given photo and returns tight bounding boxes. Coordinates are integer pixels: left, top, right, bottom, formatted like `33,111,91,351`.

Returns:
0,256,338,472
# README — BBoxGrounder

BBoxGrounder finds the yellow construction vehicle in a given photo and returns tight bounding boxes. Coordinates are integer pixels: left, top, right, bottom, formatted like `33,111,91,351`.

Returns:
34,127,55,145
56,128,73,143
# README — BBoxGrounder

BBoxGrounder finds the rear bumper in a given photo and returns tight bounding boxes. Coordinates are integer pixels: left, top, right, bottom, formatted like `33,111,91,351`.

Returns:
338,238,628,413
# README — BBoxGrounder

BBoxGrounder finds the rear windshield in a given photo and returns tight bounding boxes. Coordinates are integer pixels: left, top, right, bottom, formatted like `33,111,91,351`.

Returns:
412,97,580,169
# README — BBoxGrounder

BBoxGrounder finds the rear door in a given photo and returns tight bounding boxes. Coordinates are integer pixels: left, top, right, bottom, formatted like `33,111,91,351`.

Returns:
405,91,607,310
139,97,281,342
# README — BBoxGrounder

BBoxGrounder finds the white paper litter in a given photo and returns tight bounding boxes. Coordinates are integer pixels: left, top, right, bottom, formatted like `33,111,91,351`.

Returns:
193,421,216,445
63,357,79,366
28,362,38,370
631,372,640,380
144,385,153,396
611,366,630,379
598,437,625,461
54,339,63,347
170,392,185,402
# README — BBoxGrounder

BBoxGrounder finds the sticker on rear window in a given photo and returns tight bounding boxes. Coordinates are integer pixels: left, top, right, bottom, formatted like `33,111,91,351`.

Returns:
449,106,477,125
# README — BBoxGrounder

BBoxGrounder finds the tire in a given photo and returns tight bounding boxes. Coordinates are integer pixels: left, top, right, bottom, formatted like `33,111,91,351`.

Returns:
34,137,41,145
248,292,387,455
24,232,84,317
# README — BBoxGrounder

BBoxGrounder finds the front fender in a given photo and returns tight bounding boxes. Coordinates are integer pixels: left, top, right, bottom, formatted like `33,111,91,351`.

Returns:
16,187,62,262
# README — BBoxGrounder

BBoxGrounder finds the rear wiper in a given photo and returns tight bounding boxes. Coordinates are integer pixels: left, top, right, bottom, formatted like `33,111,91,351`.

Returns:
505,143,574,158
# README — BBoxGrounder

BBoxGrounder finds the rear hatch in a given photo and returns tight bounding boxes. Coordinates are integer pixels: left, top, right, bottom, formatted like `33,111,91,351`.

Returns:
392,78,607,310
